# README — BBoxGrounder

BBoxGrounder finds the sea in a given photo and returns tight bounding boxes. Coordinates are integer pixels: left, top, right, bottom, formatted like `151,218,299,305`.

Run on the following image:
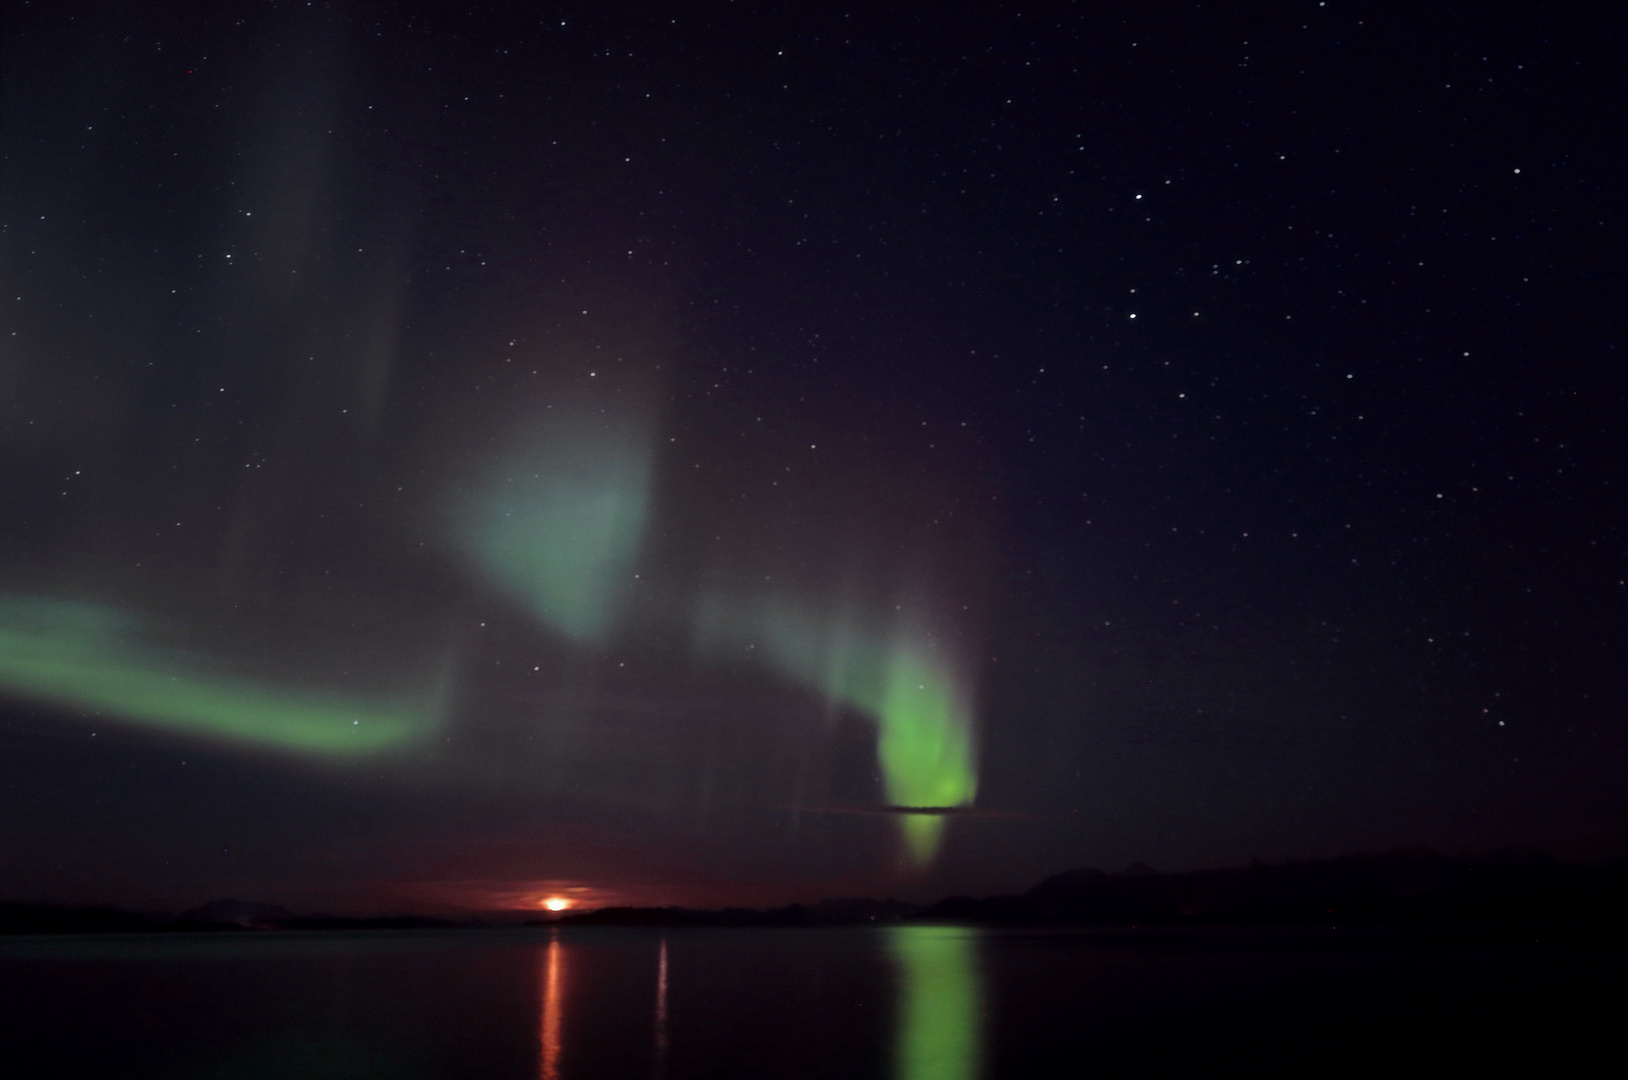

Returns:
1,923,1619,1078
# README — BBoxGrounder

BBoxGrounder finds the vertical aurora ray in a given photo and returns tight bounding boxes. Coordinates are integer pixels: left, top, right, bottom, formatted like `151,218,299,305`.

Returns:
703,594,979,866
888,925,983,1080
876,646,977,865
459,410,651,645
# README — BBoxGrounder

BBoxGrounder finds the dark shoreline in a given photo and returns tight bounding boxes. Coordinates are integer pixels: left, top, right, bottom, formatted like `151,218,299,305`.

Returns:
9,848,1627,936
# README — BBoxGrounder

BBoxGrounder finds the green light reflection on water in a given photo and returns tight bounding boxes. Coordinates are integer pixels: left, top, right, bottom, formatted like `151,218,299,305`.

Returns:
0,596,441,755
888,924,984,1080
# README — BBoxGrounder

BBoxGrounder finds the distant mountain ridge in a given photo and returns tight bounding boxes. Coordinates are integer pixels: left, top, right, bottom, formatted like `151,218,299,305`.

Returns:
6,848,1627,934
181,898,297,928
925,847,1628,926
560,848,1628,927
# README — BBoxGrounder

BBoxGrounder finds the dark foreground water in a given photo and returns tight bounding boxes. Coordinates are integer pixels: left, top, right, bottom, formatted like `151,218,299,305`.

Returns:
1,924,1621,1078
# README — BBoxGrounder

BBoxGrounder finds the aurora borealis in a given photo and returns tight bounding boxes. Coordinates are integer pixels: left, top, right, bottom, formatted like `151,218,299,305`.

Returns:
458,405,655,646
0,596,445,754
2,1,1625,916
692,592,979,863
448,396,980,864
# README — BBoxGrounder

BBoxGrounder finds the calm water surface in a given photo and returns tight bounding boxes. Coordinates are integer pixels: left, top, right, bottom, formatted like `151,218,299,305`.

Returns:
1,924,1620,1078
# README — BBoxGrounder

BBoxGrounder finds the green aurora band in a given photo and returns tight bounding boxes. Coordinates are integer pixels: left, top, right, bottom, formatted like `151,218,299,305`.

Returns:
0,597,442,755
703,596,980,866
889,924,984,1080
459,414,651,645
455,407,975,864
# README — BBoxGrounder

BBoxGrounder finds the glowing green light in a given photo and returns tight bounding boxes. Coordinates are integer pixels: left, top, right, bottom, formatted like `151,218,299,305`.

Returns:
0,597,441,755
889,925,983,1080
747,600,978,865
877,647,976,863
460,414,650,643
898,816,947,867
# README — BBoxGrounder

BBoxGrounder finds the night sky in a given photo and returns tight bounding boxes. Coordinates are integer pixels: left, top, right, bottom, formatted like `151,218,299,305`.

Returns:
2,1,1624,914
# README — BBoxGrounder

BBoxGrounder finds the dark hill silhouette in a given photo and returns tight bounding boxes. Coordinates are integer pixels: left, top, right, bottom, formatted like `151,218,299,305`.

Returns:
182,898,297,928
7,849,1628,934
926,847,1628,925
561,848,1628,928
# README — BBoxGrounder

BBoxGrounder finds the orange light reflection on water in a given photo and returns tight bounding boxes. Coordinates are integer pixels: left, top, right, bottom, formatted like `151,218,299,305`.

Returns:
653,936,669,1078
539,932,564,1080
